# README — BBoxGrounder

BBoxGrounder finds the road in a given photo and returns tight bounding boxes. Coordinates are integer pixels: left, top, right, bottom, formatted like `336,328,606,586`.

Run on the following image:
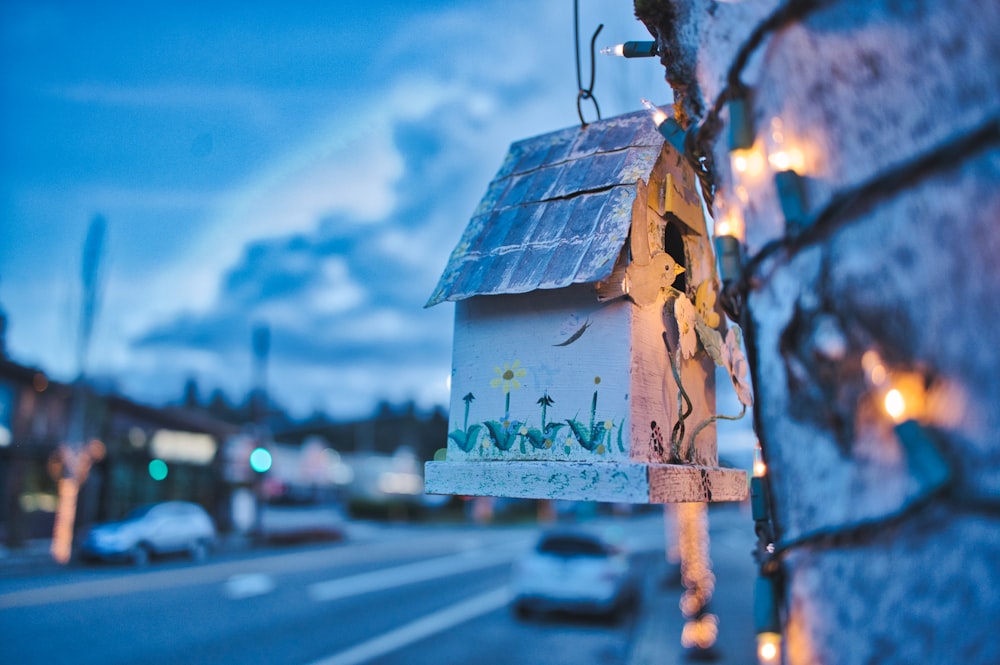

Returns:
0,506,755,665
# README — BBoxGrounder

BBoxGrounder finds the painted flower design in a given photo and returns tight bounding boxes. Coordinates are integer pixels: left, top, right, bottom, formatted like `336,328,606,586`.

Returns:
675,294,699,359
523,393,565,450
490,360,526,394
694,280,721,329
484,417,524,451
723,328,754,407
448,392,482,452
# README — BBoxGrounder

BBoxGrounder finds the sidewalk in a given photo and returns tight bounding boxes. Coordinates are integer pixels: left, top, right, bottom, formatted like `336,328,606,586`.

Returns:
0,531,260,580
0,539,59,578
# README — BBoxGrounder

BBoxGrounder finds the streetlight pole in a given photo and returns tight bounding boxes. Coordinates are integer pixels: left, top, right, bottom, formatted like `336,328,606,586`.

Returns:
51,215,106,564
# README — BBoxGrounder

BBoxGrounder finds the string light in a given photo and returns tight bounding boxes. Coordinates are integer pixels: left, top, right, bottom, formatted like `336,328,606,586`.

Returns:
750,448,771,526
639,98,687,153
879,371,927,424
727,93,768,185
753,539,782,664
714,205,745,242
731,145,767,181
712,195,746,284
766,117,806,173
761,116,810,234
748,439,782,665
626,6,999,663
757,631,782,664
753,443,767,478
870,364,952,490
641,97,669,128
601,41,658,58
884,388,906,422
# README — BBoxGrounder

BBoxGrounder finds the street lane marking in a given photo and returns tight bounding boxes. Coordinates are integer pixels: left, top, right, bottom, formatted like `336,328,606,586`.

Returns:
305,586,509,665
0,531,529,610
223,573,276,599
307,547,519,603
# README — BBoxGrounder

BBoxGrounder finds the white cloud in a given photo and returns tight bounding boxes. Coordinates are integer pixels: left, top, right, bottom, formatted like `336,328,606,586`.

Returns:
121,0,657,325
336,309,411,342
311,257,367,314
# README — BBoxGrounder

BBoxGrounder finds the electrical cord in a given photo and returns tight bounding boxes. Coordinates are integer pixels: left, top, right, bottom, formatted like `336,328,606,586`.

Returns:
685,0,838,212
739,114,1000,296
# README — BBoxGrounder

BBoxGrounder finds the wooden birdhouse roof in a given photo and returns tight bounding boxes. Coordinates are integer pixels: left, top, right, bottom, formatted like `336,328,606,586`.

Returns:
426,111,666,306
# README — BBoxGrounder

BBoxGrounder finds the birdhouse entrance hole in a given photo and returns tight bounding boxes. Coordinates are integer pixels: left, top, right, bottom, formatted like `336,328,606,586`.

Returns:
664,222,687,293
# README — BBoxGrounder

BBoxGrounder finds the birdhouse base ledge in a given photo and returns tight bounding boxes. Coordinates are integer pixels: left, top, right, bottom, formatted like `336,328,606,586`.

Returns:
424,461,747,504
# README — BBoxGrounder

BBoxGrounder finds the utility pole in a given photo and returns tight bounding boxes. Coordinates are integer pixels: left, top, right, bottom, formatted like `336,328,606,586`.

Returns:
251,322,270,426
51,215,106,564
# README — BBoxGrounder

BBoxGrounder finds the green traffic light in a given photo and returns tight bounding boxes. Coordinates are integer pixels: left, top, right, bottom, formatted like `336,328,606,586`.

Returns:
148,459,168,481
249,447,272,473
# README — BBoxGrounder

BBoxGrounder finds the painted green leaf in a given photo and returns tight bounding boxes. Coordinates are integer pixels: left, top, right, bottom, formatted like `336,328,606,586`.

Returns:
523,423,565,450
485,420,519,451
448,424,482,453
567,419,609,452
523,428,546,449
546,422,565,437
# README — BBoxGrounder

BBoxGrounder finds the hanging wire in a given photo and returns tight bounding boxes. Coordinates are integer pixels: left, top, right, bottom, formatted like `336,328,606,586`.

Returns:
574,0,602,126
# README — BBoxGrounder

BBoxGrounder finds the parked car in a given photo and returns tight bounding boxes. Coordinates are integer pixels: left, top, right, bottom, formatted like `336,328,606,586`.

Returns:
256,502,347,544
80,501,217,566
509,527,640,621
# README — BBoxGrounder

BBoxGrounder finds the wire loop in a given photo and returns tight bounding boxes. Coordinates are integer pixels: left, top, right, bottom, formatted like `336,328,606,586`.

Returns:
576,89,601,127
573,0,602,127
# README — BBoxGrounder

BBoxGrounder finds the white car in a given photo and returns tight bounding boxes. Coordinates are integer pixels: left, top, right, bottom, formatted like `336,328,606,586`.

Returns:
81,501,217,565
510,527,640,620
256,502,347,544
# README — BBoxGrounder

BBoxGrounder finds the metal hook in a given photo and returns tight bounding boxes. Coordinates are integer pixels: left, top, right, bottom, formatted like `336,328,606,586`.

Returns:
574,0,602,127
577,89,601,128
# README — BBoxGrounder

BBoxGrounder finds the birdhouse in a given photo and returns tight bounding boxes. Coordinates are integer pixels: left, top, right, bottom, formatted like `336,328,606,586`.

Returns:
424,111,747,503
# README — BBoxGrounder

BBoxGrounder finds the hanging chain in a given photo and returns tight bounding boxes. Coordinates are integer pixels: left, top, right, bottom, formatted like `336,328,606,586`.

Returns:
573,0,602,126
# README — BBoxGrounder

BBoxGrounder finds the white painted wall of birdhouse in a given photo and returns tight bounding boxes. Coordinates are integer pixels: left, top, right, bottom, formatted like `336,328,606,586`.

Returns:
447,284,633,462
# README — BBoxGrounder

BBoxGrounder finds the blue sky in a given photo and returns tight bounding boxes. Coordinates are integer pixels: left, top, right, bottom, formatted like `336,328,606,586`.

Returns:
0,0,677,419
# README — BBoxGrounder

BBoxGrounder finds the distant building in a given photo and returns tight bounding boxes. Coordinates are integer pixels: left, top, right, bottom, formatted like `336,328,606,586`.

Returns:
0,357,238,548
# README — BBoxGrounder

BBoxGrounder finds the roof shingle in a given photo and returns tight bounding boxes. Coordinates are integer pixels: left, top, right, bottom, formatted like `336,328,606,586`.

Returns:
427,111,664,306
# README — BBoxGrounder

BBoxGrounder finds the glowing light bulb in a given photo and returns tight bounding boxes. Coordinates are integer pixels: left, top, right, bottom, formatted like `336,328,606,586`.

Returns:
640,98,686,152
714,199,746,242
753,445,767,477
767,117,806,173
882,372,927,423
757,632,781,664
713,198,745,283
884,388,906,422
731,145,767,180
641,98,668,128
602,41,657,58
